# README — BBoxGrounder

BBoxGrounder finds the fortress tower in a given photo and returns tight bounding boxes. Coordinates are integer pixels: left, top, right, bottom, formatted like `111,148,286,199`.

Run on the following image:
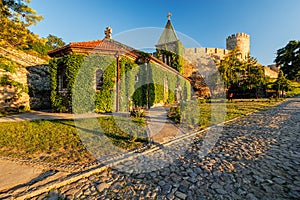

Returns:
226,32,250,60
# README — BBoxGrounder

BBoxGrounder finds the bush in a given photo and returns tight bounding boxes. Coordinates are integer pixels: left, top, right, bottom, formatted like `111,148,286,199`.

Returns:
130,107,145,118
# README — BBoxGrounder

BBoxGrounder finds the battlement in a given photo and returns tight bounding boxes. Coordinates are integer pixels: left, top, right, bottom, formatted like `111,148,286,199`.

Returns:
226,32,250,40
184,47,229,56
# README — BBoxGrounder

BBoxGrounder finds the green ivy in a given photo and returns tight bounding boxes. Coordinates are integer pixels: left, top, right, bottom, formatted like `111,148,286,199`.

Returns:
49,53,191,113
133,62,191,107
49,54,85,112
156,49,184,74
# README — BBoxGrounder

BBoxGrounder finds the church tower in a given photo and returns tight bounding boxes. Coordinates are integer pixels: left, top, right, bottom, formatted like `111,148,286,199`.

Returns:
156,12,182,53
156,13,184,72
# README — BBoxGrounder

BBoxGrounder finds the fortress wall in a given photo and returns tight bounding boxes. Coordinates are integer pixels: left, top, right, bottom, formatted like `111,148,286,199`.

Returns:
264,66,278,79
184,48,229,59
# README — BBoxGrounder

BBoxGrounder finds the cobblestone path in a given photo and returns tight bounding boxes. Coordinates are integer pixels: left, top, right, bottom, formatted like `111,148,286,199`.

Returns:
14,98,300,199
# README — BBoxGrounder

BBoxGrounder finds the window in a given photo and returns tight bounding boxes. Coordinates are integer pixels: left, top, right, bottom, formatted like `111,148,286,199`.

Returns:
58,66,68,92
95,69,104,90
164,76,168,101
167,55,171,66
135,74,139,82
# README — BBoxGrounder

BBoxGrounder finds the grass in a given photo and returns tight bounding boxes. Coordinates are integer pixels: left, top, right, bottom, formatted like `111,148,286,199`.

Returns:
169,98,282,131
0,98,286,165
225,99,279,120
287,81,300,97
0,116,147,165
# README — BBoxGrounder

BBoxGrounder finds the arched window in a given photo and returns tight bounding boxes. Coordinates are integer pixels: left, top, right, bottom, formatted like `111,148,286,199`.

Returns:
135,74,139,82
95,68,104,90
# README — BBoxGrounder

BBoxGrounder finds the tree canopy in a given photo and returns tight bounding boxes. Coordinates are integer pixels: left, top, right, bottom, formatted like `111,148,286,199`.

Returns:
46,34,65,49
218,47,266,93
0,1,65,57
0,0,42,48
0,0,43,26
273,70,291,93
275,40,300,81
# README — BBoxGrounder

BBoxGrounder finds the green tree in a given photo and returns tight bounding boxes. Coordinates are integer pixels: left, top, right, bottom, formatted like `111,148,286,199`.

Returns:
219,47,266,94
0,0,42,48
273,70,291,97
0,0,43,26
26,34,65,56
275,40,300,81
240,57,266,91
46,34,65,49
218,47,243,90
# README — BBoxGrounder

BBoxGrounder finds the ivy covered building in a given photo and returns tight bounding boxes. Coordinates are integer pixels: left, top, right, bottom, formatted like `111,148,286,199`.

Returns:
48,25,191,113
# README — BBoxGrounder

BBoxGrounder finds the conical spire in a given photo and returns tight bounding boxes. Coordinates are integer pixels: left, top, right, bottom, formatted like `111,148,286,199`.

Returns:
157,13,179,46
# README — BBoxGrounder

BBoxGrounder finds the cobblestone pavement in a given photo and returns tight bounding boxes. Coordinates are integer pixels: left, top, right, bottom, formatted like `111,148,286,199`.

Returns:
10,97,300,199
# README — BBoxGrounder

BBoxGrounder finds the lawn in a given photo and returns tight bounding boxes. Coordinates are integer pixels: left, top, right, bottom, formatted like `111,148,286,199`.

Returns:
0,116,147,165
0,98,285,165
169,98,282,131
287,81,300,97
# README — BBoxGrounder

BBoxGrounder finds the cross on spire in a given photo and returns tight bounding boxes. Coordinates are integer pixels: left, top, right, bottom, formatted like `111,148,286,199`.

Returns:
167,12,172,20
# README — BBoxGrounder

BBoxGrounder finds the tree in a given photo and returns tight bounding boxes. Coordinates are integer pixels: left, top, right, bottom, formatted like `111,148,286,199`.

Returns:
0,0,43,26
218,47,266,96
273,70,291,97
46,34,65,49
275,40,300,81
240,57,266,91
218,47,243,90
0,15,40,47
0,0,43,48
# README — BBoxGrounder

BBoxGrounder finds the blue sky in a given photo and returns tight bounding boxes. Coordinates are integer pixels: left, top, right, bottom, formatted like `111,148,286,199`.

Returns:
29,0,300,65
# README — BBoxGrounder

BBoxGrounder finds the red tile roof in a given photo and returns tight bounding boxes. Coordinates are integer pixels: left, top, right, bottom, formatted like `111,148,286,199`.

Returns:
48,39,135,57
69,40,103,48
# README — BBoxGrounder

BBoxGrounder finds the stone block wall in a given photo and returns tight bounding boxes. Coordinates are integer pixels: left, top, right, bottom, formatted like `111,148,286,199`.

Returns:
27,65,51,110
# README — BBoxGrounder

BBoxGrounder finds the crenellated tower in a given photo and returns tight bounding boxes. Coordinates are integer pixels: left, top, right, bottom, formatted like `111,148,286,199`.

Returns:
226,32,250,60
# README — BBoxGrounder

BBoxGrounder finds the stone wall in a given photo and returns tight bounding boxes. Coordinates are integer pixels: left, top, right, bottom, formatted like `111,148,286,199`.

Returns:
27,65,51,110
0,46,50,112
183,48,222,98
0,46,47,66
0,68,30,112
264,66,278,79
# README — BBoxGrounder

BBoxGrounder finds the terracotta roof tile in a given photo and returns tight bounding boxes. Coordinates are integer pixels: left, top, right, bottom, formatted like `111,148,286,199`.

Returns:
69,40,103,48
48,39,136,57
